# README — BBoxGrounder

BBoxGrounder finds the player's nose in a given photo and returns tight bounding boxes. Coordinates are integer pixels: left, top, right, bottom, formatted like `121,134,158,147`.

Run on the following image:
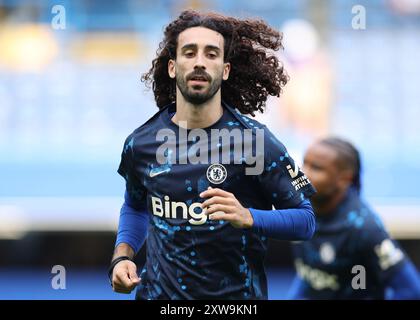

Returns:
193,54,206,70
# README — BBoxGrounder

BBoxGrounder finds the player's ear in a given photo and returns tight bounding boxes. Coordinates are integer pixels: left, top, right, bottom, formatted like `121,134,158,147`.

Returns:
168,59,176,79
222,62,230,81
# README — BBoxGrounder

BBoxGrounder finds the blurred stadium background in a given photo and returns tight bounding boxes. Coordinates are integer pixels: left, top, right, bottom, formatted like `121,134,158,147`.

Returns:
0,0,420,299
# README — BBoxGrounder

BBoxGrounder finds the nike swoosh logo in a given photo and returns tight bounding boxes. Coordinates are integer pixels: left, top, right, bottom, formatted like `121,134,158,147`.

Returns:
149,167,170,178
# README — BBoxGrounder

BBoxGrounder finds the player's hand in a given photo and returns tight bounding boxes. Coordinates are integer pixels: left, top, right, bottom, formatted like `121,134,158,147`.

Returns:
111,260,141,294
200,187,254,229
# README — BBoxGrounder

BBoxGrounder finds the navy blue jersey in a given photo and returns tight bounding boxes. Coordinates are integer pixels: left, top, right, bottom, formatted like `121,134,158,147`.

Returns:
292,188,406,299
118,101,315,300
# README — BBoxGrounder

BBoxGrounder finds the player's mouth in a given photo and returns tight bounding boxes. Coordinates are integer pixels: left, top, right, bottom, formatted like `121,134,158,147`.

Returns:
188,76,209,85
187,73,211,86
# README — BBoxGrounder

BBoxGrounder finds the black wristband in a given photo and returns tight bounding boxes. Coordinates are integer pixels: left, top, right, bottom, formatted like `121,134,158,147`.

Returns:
108,256,132,286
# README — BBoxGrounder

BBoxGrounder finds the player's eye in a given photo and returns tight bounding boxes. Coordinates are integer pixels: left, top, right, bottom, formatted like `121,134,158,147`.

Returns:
184,51,195,57
304,161,323,172
207,52,217,59
311,164,323,171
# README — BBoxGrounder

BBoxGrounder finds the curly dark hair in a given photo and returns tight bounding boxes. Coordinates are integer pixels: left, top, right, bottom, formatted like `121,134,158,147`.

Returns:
141,10,289,116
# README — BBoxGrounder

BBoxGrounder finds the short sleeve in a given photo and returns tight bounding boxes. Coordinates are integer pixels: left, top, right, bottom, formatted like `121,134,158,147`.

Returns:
258,127,316,209
118,134,147,210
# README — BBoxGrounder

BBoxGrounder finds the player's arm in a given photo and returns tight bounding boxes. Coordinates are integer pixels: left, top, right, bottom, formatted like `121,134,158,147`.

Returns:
359,215,420,299
112,134,149,293
248,199,315,240
110,191,149,293
200,188,315,240
384,260,420,299
287,275,308,300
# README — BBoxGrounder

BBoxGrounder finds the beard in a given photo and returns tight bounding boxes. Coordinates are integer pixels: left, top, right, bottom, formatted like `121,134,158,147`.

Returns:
176,69,223,105
310,185,340,207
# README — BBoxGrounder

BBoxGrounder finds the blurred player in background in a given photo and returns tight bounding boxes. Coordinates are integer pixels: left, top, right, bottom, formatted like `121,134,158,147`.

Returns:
108,10,317,299
289,137,420,299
